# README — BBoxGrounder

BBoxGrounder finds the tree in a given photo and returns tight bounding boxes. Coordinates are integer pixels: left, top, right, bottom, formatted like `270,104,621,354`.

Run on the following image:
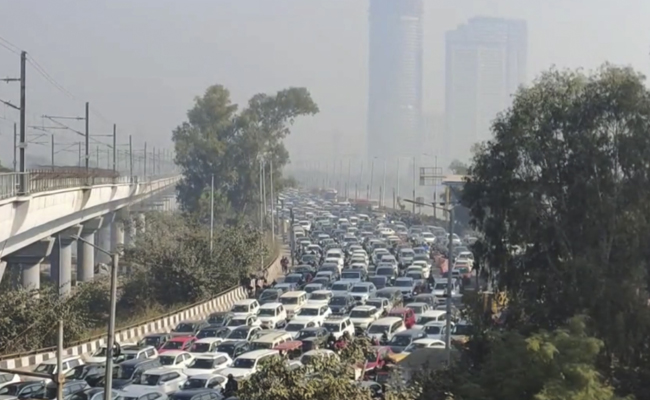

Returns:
448,159,469,175
462,64,650,398
173,85,318,217
456,317,626,400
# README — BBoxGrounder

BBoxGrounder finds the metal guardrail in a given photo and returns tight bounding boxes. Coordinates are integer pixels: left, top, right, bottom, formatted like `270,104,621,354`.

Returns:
0,171,177,199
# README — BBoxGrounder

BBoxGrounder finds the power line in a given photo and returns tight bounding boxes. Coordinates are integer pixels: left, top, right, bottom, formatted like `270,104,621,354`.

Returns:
0,35,20,55
26,56,77,101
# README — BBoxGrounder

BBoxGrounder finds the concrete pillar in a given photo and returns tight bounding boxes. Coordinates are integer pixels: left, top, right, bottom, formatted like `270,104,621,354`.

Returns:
96,214,114,265
111,220,125,253
50,225,81,296
77,217,103,283
5,237,55,294
0,261,6,285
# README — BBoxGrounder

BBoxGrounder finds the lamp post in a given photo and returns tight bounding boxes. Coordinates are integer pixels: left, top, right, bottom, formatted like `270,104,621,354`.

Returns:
73,235,119,400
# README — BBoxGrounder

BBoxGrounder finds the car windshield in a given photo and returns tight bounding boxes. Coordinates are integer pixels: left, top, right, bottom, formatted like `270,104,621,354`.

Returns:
285,323,305,332
377,269,393,276
260,290,279,300
425,325,443,335
114,365,135,379
329,297,347,305
228,329,250,340
342,272,361,279
407,273,423,280
366,300,383,308
231,305,250,313
322,323,341,332
454,324,473,335
368,325,388,334
351,286,369,293
183,378,207,389
208,314,228,325
285,275,302,283
350,309,373,318
281,297,299,305
142,336,162,347
258,308,277,316
310,293,330,301
395,280,412,287
0,384,20,395
190,343,212,353
434,283,448,290
305,286,321,293
34,364,56,374
405,343,429,352
216,344,236,357
174,323,195,332
389,335,413,347
298,308,319,316
69,365,89,380
228,319,247,327
139,374,160,386
188,358,215,369
297,330,317,340
408,305,424,314
162,341,184,350
233,358,256,369
331,284,348,291
158,355,177,365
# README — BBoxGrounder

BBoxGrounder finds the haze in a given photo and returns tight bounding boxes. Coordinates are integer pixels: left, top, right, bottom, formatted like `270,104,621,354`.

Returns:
0,0,648,169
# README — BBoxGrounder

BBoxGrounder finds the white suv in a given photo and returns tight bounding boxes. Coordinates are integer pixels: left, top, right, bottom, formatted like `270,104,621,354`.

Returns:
321,316,355,339
256,302,287,329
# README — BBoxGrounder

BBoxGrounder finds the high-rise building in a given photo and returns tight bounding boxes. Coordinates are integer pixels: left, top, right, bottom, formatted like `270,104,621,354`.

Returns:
444,17,527,164
367,0,423,161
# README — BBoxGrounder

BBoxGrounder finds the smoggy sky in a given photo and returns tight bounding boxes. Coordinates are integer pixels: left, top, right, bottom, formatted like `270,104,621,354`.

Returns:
0,0,648,167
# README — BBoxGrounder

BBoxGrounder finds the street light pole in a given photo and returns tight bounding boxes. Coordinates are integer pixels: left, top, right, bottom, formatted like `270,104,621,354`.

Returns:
445,206,455,364
210,174,214,254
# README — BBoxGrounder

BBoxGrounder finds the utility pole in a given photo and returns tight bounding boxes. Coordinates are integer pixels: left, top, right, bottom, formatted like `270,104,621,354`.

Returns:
19,51,26,194
346,159,351,199
96,146,99,168
445,205,455,364
144,142,147,179
369,158,375,201
270,159,275,243
112,124,116,172
85,102,89,173
12,123,16,172
259,159,264,273
129,135,133,183
51,134,54,170
153,147,156,177
210,174,214,254
381,160,387,207
412,156,416,213
290,207,295,266
397,158,401,200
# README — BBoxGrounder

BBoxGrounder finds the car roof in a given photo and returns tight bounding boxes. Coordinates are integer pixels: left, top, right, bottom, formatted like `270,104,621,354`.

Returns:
372,317,402,325
234,299,257,305
421,310,446,316
145,367,186,376
407,302,429,307
281,291,307,297
195,337,223,343
312,290,332,295
42,355,81,364
159,350,188,356
395,329,425,337
260,302,282,308
352,305,377,311
236,349,279,359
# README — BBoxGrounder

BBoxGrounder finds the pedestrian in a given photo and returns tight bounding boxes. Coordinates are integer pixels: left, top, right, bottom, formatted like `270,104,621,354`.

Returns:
224,374,238,397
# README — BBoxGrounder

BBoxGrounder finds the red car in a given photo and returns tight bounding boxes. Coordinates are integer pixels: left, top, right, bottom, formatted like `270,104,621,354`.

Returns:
362,346,394,375
159,336,196,353
388,307,416,329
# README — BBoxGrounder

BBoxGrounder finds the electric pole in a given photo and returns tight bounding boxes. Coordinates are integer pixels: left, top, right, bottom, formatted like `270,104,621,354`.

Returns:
112,124,116,172
85,102,89,173
129,135,133,183
144,142,147,179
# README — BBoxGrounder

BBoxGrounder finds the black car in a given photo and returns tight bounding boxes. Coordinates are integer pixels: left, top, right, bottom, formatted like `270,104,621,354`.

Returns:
103,358,161,389
169,389,222,400
258,289,281,305
206,312,230,327
328,295,356,314
0,381,45,399
295,326,329,342
138,333,171,350
196,326,231,340
44,381,88,400
387,329,428,353
67,364,106,387
215,340,251,359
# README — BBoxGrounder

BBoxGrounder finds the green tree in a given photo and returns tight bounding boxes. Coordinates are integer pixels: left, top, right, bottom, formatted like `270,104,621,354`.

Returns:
462,64,650,398
173,85,318,217
448,159,469,175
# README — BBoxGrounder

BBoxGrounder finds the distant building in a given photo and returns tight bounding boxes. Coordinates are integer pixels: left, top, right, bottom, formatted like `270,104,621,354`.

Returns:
367,0,423,161
444,17,528,164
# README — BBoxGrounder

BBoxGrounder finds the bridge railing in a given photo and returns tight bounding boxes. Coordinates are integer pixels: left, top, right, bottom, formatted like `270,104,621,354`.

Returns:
0,170,178,199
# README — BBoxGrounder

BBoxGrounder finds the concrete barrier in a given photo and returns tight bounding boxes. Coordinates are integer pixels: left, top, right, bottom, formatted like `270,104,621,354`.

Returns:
0,249,283,370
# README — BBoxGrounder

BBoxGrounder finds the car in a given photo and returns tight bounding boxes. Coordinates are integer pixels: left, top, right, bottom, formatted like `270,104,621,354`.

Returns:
214,340,251,360
368,276,388,290
138,334,173,350
349,282,377,304
195,326,231,340
159,337,196,354
229,299,260,317
157,351,194,369
283,318,320,339
386,329,428,353
321,316,355,339
279,291,308,319
432,281,457,299
423,321,453,340
348,305,382,330
117,345,158,364
109,358,163,389
182,354,233,377
306,290,333,305
413,310,448,329
225,315,260,329
226,325,262,342
43,381,88,400
168,388,222,400
339,270,364,284
32,356,84,383
393,277,416,300
405,302,431,319
295,326,330,343
189,338,225,355
412,293,438,308
258,289,282,305
304,283,326,296
114,387,167,400
329,281,353,297
403,338,446,353
367,317,406,342
328,295,356,315
129,368,188,394
374,288,404,309
217,350,280,379
170,321,210,338
365,298,390,316
180,373,227,391
291,304,331,325
67,363,108,387
256,302,287,329
387,307,416,329
451,320,473,343
283,273,305,288
0,381,46,399
206,312,231,327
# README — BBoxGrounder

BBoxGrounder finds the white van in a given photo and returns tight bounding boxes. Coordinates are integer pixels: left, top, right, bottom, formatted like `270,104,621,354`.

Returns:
256,302,287,329
230,299,260,317
280,291,308,319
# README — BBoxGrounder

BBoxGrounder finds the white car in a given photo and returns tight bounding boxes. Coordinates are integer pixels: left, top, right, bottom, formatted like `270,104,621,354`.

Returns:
31,356,84,383
405,302,431,320
403,338,446,353
324,257,344,270
348,306,382,330
158,351,194,369
421,232,436,245
217,350,279,379
130,368,188,394
306,290,333,305
189,338,224,356
291,304,331,325
423,321,453,340
283,318,320,339
225,315,260,329
256,302,287,329
229,299,260,318
413,310,448,329
183,354,233,377
329,282,353,297
321,316,355,340
0,373,19,389
181,373,227,390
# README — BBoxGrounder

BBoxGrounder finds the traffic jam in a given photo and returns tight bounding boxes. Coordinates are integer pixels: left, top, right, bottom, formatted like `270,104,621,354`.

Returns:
0,188,477,400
